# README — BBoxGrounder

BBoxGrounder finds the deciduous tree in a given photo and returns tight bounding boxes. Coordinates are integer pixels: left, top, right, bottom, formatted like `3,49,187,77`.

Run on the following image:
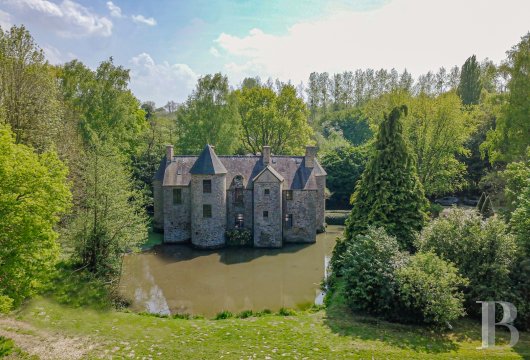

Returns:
0,124,71,308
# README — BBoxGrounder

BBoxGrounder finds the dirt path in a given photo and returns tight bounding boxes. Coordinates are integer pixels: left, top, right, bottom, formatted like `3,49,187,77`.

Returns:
0,317,99,359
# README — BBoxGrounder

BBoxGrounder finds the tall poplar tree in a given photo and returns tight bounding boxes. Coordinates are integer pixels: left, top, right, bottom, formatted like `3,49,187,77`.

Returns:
345,106,428,251
458,55,482,105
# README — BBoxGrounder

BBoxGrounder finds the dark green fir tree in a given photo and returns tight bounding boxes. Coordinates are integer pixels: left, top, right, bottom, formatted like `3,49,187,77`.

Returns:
345,105,428,251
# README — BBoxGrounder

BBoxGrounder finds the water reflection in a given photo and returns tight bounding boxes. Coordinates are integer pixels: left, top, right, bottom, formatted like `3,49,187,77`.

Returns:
119,225,343,316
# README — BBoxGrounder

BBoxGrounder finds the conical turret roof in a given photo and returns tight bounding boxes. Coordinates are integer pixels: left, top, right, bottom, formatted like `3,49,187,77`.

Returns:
189,144,227,175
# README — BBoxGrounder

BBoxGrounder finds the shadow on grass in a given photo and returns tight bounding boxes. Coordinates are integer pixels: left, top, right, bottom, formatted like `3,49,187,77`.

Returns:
323,285,460,354
40,261,113,311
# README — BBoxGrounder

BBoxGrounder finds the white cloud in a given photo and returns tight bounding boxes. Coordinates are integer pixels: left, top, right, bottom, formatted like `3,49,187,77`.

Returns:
209,46,220,57
106,1,122,18
215,0,530,83
4,0,113,37
129,52,198,105
0,10,12,29
131,14,156,26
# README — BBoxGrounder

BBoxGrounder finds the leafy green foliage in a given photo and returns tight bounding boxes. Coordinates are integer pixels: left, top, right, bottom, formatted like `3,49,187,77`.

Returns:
483,32,530,162
320,145,367,208
325,210,349,225
395,252,467,325
0,336,14,357
225,229,252,246
416,208,517,317
66,146,148,277
345,106,428,251
0,125,71,307
214,310,233,320
59,59,147,156
320,108,373,146
338,227,406,317
458,55,482,105
235,83,313,155
505,153,530,329
364,91,472,195
334,227,466,326
176,73,241,154
0,25,61,150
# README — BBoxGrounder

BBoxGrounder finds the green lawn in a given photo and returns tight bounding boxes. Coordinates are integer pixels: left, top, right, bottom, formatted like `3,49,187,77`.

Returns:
1,295,526,359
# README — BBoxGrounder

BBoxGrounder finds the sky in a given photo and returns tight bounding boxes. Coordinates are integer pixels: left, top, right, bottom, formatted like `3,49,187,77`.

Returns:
0,0,529,106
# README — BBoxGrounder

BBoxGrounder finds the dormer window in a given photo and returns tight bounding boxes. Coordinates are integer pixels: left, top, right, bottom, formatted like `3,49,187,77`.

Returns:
203,179,212,193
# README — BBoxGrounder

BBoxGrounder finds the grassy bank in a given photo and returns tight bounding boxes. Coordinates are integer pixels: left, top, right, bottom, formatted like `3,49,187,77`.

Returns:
0,293,527,359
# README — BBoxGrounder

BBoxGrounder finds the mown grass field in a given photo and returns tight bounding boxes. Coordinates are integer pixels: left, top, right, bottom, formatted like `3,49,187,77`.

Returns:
1,292,528,359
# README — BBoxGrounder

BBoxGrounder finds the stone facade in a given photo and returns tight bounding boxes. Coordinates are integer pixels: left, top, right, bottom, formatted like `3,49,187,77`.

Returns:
153,144,327,249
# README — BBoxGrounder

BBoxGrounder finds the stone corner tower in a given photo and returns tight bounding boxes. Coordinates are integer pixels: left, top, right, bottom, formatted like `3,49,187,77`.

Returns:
189,144,227,248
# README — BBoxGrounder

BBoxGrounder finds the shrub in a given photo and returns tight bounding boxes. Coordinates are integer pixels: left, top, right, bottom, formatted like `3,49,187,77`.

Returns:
236,310,253,319
428,203,444,218
0,295,13,314
225,229,252,246
277,308,296,316
214,310,233,320
339,227,406,317
416,208,517,317
325,211,349,225
395,252,467,325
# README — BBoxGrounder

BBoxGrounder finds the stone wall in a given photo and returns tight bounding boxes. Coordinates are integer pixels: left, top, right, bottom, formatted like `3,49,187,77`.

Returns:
283,190,317,243
316,176,326,232
153,179,164,232
163,186,191,243
190,174,227,248
253,170,283,248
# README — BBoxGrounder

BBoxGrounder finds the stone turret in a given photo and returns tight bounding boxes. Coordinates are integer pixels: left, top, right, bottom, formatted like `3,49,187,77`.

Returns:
189,144,227,248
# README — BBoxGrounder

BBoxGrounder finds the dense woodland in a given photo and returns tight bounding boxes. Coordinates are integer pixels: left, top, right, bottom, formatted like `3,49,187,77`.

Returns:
0,24,529,330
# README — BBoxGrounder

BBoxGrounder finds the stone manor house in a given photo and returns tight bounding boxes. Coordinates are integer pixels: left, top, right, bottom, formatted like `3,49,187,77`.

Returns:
153,144,327,249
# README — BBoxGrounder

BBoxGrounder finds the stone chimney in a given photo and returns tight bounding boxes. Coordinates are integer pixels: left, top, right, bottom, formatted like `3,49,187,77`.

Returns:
305,145,317,168
166,145,174,162
262,145,271,165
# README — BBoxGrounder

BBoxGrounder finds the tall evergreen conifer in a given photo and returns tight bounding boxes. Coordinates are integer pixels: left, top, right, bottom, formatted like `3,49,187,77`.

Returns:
345,105,428,251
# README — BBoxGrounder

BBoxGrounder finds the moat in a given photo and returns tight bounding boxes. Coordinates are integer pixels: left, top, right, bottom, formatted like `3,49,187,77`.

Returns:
119,225,342,316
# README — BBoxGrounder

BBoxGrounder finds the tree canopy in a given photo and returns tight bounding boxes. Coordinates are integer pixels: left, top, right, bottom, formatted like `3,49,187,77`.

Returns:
236,83,314,155
0,124,71,308
175,73,241,154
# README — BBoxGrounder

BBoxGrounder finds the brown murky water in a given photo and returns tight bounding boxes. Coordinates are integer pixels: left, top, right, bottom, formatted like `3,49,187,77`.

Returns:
119,225,343,316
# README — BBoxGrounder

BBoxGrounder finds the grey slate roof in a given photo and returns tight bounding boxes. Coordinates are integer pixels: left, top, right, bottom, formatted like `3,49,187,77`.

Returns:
189,144,227,175
159,147,326,190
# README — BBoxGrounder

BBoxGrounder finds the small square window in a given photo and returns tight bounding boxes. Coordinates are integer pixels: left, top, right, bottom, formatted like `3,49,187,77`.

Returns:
264,188,270,195
203,204,212,218
203,179,212,193
285,190,293,200
263,211,269,219
173,188,182,204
